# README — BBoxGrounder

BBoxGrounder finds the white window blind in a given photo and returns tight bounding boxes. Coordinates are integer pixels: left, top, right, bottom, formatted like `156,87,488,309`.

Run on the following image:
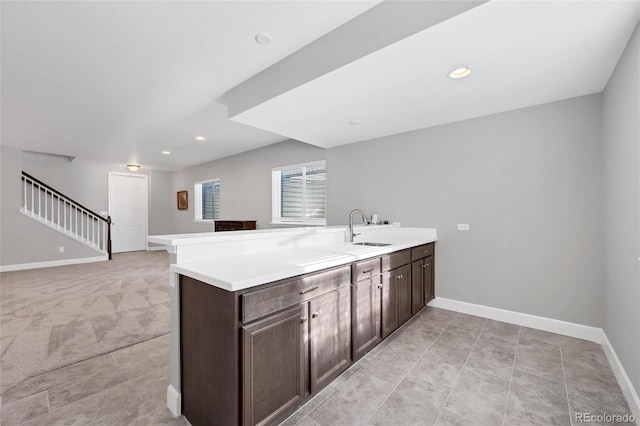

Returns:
194,179,220,221
272,161,326,225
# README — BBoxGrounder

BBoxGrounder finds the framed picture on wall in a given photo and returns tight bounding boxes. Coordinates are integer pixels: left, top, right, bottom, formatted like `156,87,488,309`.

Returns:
177,190,188,210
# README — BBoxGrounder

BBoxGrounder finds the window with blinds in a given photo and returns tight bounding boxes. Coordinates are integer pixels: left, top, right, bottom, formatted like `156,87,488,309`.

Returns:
272,161,326,225
194,179,220,221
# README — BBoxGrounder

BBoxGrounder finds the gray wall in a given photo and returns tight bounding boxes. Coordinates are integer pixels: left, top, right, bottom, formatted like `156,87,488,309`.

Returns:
0,147,103,266
0,147,174,266
171,139,325,233
327,94,604,327
602,23,640,393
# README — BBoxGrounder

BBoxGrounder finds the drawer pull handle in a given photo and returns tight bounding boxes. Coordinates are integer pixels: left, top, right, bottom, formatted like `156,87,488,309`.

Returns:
361,268,374,274
301,317,308,323
300,286,319,295
311,312,320,319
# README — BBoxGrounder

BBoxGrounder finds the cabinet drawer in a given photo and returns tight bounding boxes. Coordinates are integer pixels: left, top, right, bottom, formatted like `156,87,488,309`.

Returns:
411,243,434,261
242,265,351,323
351,258,380,283
381,249,411,271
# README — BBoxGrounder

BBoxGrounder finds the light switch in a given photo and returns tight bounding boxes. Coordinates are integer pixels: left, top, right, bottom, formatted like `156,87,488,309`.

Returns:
457,224,470,231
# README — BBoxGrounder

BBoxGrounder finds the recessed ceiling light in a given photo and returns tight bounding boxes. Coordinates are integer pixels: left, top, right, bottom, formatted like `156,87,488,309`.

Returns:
195,136,206,141
162,151,171,155
255,33,272,45
126,164,141,172
349,120,361,126
448,66,472,79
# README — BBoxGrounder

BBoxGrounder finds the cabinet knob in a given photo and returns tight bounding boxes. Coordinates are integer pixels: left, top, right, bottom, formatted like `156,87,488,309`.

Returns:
311,312,320,319
300,317,308,323
396,274,403,279
377,284,383,289
422,264,427,268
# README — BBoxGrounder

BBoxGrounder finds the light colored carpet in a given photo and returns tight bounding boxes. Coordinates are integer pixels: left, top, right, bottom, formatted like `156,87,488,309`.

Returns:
0,251,170,395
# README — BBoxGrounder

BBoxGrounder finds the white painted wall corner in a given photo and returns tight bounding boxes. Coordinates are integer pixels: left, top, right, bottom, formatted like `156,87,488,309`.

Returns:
167,385,182,417
601,332,640,420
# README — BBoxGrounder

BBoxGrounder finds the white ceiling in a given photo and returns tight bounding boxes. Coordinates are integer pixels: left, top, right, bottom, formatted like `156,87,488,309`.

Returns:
1,1,379,171
3,1,638,172
230,0,640,147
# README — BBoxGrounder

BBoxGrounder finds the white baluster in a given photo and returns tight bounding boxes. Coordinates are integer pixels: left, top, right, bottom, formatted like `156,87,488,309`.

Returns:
31,180,34,215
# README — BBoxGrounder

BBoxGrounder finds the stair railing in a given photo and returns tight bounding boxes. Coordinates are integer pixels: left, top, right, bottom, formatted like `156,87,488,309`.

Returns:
20,171,112,260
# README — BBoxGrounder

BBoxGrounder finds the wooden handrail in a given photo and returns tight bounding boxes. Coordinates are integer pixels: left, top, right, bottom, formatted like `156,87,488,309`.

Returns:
22,170,112,260
21,171,109,223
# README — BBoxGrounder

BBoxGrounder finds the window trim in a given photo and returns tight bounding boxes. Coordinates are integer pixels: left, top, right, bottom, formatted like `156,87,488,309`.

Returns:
272,160,327,226
194,178,220,222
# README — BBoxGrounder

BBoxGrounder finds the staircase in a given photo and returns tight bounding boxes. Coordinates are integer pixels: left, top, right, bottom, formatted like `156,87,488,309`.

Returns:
19,171,112,259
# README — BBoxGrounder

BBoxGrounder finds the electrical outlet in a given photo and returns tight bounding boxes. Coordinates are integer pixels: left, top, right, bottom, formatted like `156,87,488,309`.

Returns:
59,246,65,253
457,224,470,231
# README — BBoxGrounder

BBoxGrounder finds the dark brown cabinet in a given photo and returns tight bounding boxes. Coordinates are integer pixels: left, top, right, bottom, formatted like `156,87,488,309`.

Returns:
381,270,398,339
215,220,257,232
411,243,435,312
241,305,307,426
424,257,434,303
411,260,425,315
351,276,381,360
179,243,435,426
396,264,412,326
381,250,411,339
309,286,351,392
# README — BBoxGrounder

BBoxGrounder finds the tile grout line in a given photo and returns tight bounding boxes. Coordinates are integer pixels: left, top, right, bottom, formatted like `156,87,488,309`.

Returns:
365,311,455,424
436,318,487,420
433,315,488,425
111,353,120,367
500,326,521,426
13,391,53,426
294,308,452,426
559,346,574,426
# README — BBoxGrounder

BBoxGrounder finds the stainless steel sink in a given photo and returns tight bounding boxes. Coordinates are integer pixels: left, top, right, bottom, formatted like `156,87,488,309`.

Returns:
352,242,391,246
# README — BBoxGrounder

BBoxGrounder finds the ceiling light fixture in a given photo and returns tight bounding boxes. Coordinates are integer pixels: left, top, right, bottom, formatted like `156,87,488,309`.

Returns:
162,150,171,155
448,66,472,79
127,164,141,172
349,120,361,126
255,33,273,45
195,136,206,141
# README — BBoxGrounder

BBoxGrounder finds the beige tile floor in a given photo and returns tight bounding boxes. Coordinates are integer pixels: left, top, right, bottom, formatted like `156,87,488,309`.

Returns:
1,307,633,425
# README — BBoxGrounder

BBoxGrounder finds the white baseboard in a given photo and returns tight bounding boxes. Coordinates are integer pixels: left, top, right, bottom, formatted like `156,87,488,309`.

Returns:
428,297,603,343
0,255,108,272
601,332,640,420
147,245,167,251
167,385,182,417
429,297,640,418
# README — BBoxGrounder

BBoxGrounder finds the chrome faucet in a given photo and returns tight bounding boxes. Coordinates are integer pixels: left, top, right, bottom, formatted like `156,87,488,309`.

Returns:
348,209,369,242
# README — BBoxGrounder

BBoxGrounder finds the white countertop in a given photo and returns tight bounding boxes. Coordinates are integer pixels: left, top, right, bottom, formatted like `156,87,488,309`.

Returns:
171,230,436,291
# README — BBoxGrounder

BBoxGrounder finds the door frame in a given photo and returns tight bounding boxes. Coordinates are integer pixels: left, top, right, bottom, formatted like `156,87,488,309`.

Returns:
108,172,150,252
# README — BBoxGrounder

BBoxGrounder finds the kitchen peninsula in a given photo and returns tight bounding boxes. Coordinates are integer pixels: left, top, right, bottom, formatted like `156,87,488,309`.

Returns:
148,224,437,426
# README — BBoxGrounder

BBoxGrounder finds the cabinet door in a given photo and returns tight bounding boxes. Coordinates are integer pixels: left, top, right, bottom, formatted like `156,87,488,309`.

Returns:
309,286,351,393
381,271,398,339
352,277,381,361
411,260,425,315
424,256,434,303
396,264,412,326
242,304,307,426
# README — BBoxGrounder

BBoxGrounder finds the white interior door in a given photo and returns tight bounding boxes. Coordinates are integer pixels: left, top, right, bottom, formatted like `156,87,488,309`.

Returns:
108,172,148,253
